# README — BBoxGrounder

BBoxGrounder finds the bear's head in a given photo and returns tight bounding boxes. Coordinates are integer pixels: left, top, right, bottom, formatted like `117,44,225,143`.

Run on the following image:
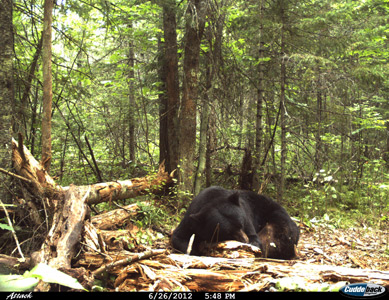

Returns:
188,192,248,244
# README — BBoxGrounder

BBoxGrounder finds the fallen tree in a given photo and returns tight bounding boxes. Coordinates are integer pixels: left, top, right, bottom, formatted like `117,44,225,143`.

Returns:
11,138,174,205
0,138,174,290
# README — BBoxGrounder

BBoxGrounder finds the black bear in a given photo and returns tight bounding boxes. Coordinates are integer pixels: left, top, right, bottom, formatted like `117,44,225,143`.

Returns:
171,186,299,259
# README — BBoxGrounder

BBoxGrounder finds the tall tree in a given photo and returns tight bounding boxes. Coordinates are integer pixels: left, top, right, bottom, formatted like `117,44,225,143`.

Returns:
127,23,136,164
194,48,211,196
278,1,287,202
160,0,180,174
41,0,53,172
0,0,15,203
252,0,265,192
178,0,207,194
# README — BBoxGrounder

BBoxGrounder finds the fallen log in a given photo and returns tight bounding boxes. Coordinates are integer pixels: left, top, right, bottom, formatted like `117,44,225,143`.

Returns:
79,165,173,205
112,252,389,292
30,185,90,269
11,138,174,207
91,203,140,230
59,164,173,206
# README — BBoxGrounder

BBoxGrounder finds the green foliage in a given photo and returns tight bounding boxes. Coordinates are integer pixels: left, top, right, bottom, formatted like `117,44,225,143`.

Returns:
272,277,347,292
135,201,167,229
0,222,13,231
12,0,389,229
0,263,85,291
295,175,388,229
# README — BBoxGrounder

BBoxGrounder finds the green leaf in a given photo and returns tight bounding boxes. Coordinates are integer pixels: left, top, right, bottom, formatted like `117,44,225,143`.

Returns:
0,223,13,231
29,263,86,291
0,263,86,292
0,275,39,292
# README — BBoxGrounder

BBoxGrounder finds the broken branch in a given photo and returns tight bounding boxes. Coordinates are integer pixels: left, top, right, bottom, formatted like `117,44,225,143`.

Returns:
92,249,166,277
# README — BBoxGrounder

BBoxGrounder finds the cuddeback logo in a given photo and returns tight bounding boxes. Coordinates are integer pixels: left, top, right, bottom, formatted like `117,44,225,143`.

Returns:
340,283,387,298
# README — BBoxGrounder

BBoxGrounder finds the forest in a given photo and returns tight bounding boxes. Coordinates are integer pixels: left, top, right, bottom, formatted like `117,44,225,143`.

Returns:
0,0,388,293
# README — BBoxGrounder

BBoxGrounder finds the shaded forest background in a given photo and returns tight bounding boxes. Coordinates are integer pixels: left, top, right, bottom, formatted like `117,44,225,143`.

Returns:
2,0,389,234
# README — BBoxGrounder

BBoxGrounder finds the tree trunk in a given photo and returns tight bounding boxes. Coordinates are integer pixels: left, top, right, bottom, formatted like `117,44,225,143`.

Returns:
178,0,207,194
384,121,389,168
19,37,43,138
194,98,209,196
194,42,214,196
315,68,323,177
239,147,253,190
12,137,58,198
252,0,265,192
159,35,168,170
206,105,217,187
128,23,136,164
0,0,15,204
204,8,224,189
9,138,174,289
161,0,180,174
278,6,287,203
41,0,53,173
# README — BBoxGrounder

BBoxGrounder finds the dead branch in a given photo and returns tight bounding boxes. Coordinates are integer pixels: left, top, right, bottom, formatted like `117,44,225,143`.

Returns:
92,249,166,277
0,167,32,183
0,199,25,260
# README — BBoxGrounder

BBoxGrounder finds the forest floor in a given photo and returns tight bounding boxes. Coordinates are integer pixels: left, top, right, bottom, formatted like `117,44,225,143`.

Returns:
151,221,389,270
296,223,388,271
84,220,388,292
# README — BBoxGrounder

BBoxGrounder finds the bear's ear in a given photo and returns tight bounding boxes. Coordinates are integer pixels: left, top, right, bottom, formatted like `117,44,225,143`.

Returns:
227,192,240,206
189,212,202,223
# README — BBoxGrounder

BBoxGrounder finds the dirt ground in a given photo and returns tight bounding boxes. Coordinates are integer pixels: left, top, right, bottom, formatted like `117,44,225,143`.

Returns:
297,223,388,271
77,221,388,292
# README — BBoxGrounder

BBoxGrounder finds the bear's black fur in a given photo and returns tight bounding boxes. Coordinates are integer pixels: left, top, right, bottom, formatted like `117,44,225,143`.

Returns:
171,186,299,259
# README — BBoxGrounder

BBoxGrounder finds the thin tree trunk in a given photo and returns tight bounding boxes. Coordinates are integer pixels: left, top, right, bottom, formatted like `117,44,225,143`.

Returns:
0,0,15,203
204,8,223,188
41,0,53,172
159,35,168,169
128,23,136,164
193,102,208,196
315,68,323,178
194,96,210,196
19,36,43,137
385,121,389,168
30,81,40,156
252,0,265,192
206,105,216,187
278,5,287,203
179,0,206,194
194,30,214,196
